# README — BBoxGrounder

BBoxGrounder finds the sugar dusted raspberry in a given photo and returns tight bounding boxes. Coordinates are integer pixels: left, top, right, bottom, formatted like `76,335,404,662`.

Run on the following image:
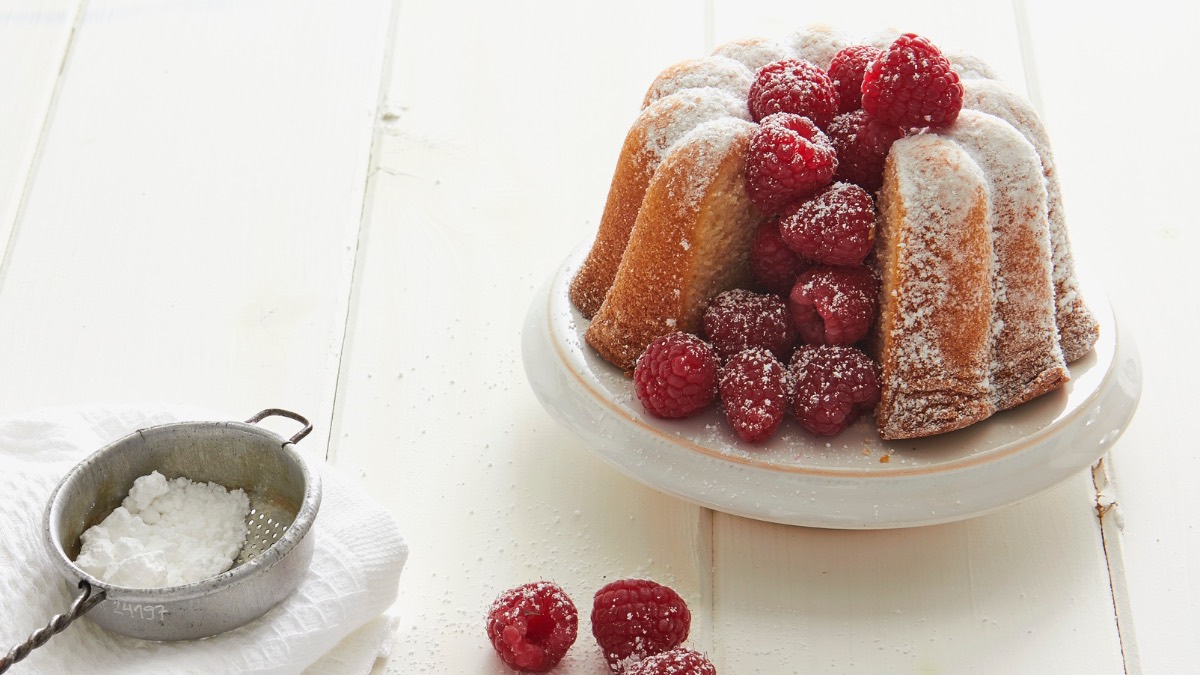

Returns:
719,348,790,442
592,579,691,671
486,581,579,672
744,112,838,214
861,33,963,129
778,182,875,266
790,345,881,436
788,265,879,346
633,333,719,419
827,45,882,113
624,648,717,675
748,59,839,128
827,109,906,191
750,218,809,296
702,289,797,362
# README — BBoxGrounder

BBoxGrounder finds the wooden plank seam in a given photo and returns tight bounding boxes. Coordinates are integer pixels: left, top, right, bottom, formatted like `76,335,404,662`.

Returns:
0,0,87,296
325,0,404,463
1092,456,1141,675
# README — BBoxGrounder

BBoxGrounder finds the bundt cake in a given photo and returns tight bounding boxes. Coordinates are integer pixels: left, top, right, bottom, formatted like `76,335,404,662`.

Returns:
570,25,1098,440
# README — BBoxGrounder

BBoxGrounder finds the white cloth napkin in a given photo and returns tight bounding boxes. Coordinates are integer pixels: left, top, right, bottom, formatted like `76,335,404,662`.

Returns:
0,405,408,674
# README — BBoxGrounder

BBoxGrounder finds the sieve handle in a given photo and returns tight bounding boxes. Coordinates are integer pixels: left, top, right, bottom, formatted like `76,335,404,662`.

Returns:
0,580,105,673
246,408,312,444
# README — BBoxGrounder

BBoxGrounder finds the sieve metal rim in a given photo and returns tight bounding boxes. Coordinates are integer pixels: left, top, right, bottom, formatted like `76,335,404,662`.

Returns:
42,413,322,603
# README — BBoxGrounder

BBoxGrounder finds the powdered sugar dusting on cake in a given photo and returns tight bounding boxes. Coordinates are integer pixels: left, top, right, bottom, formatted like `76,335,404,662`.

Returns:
962,79,1099,361
713,37,792,71
643,56,754,109
861,27,902,51
786,25,850,69
638,89,750,164
875,133,995,439
947,50,998,80
943,110,1067,410
664,117,757,215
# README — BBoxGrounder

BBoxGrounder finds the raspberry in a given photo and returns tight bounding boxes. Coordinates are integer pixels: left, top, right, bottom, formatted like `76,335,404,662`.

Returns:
486,581,579,672
592,579,691,671
827,45,882,113
747,59,839,128
744,112,838,214
702,289,797,362
789,345,881,436
750,218,809,296
719,348,790,442
827,109,906,191
624,648,717,675
633,333,719,419
787,265,879,346
861,33,963,129
778,182,876,266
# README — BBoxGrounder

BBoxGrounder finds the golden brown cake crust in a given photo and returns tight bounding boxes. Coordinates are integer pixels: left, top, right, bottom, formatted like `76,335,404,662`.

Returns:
585,118,760,371
569,90,750,318
874,135,995,440
962,80,1100,363
945,110,1069,411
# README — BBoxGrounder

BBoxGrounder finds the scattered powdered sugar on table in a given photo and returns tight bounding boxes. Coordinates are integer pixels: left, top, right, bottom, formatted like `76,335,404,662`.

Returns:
75,471,251,588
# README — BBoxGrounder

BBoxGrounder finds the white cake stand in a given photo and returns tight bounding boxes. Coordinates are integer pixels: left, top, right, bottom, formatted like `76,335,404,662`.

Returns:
522,244,1142,529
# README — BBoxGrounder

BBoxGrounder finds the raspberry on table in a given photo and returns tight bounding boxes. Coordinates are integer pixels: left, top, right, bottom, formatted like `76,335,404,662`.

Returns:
624,648,717,675
861,33,963,129
744,112,838,214
748,58,839,128
592,579,691,671
486,581,579,673
633,333,719,419
788,265,879,346
790,344,881,436
702,289,797,362
827,109,906,191
778,182,876,266
750,218,810,297
719,348,791,443
827,44,883,113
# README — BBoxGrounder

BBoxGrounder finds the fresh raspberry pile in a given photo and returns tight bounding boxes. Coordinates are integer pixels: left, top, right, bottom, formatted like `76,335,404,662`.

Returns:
778,182,875,266
827,44,882,113
749,218,809,296
616,32,968,442
719,348,791,442
592,579,692,671
744,112,838,214
861,33,963,129
788,265,880,346
633,333,719,419
702,289,797,361
487,579,698,672
747,58,839,128
624,648,717,675
486,582,579,672
826,109,905,191
790,345,881,436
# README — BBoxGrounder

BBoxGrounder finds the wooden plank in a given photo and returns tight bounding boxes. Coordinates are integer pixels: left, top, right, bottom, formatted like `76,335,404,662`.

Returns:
1022,2,1200,674
713,477,1124,673
0,0,394,429
328,1,712,671
0,0,83,272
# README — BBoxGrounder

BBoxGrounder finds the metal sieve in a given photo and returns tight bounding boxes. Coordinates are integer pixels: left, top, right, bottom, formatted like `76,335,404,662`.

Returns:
1,408,322,672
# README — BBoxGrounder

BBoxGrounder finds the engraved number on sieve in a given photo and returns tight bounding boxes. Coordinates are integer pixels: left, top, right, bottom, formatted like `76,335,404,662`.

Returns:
113,602,167,621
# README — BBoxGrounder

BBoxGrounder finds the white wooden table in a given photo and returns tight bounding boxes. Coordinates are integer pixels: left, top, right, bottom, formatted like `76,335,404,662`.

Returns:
1,1,1195,673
